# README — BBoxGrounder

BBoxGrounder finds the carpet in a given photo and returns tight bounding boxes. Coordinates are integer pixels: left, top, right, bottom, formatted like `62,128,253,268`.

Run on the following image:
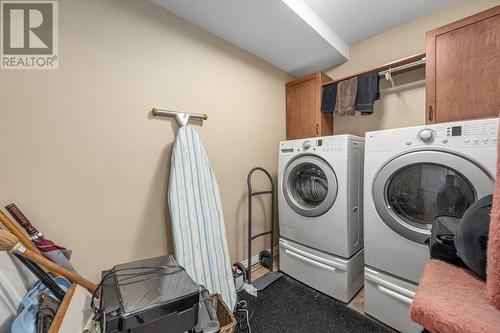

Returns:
235,274,394,333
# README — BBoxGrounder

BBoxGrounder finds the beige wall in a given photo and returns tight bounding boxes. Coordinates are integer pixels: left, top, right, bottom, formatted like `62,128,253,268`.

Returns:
0,0,288,280
326,0,500,137
2,0,499,282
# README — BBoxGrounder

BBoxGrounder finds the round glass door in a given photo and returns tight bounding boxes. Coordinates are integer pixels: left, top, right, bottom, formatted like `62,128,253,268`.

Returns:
387,165,474,228
283,155,338,217
373,150,494,243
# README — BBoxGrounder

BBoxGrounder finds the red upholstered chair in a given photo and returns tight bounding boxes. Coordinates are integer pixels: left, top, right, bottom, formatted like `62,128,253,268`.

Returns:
410,128,500,333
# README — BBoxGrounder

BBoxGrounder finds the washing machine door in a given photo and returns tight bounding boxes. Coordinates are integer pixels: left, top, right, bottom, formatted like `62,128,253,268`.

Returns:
372,150,494,244
283,155,338,217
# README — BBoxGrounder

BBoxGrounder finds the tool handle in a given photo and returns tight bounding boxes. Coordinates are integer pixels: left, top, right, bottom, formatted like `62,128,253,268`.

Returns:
0,210,59,276
14,254,66,301
23,249,97,293
0,211,42,255
5,204,38,236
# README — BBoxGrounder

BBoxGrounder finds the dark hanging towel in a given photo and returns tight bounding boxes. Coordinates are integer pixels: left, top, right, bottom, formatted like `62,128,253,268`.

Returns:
321,83,337,113
355,72,380,115
334,77,357,116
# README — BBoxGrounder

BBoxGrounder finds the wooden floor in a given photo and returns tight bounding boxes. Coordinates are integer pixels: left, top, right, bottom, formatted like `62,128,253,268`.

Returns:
250,258,365,313
250,262,279,280
348,288,364,313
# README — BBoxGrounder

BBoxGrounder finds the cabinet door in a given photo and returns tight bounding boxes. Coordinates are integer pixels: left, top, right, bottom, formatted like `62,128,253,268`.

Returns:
286,74,319,140
426,6,500,124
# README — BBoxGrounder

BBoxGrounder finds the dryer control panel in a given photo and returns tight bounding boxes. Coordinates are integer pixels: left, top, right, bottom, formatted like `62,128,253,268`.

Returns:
366,118,499,152
419,119,498,147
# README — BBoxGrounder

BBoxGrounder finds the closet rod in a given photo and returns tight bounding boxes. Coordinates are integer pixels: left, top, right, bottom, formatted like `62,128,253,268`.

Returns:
378,57,426,76
322,52,426,87
152,108,208,120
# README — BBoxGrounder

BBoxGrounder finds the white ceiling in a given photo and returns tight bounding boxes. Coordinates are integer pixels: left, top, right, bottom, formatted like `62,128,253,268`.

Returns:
150,0,455,76
304,0,455,45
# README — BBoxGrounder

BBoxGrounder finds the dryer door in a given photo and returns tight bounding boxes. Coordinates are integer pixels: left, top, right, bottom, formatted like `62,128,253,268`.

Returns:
372,150,494,243
283,155,338,217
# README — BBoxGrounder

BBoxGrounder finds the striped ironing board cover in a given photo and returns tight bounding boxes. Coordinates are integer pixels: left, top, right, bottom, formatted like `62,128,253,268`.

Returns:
168,125,236,310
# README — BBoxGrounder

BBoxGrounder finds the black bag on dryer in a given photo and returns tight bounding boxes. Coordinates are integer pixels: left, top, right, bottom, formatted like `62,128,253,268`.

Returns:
429,215,467,269
454,195,492,280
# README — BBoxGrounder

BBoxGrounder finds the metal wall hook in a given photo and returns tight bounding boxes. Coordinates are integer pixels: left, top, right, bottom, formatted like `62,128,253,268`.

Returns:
151,107,208,127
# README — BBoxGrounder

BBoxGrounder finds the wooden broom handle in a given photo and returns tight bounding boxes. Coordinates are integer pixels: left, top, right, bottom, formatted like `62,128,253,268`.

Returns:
23,249,97,292
0,211,42,255
0,210,61,277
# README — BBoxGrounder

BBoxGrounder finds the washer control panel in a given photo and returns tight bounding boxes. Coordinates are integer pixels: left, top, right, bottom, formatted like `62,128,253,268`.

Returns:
280,137,345,154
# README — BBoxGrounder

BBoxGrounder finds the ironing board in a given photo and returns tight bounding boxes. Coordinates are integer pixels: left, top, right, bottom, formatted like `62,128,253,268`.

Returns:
168,125,236,310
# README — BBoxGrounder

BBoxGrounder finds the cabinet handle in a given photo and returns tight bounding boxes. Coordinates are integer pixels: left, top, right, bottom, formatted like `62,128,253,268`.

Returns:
428,106,433,122
316,124,319,135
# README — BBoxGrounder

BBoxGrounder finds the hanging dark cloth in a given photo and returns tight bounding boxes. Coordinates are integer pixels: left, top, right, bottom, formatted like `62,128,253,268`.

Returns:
321,83,337,113
355,72,380,115
334,77,357,116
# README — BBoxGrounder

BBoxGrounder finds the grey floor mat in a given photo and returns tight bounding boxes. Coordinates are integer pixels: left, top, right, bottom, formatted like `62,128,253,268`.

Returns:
235,274,395,333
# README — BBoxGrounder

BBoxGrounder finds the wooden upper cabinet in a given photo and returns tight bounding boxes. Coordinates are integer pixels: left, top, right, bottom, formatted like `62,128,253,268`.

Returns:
286,72,333,140
426,5,500,124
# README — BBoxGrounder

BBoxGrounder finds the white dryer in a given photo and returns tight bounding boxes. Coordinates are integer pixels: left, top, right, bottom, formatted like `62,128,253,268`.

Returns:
278,135,364,302
364,118,498,333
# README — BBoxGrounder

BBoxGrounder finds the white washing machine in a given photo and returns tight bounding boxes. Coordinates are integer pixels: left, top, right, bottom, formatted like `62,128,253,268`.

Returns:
364,118,498,333
278,135,364,302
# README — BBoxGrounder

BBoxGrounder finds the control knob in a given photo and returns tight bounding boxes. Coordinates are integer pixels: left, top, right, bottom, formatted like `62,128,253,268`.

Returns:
418,129,435,143
303,140,312,150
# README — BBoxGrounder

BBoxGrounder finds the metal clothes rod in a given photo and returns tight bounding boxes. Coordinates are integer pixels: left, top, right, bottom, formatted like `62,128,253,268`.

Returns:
322,52,426,87
378,57,426,76
152,107,208,120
